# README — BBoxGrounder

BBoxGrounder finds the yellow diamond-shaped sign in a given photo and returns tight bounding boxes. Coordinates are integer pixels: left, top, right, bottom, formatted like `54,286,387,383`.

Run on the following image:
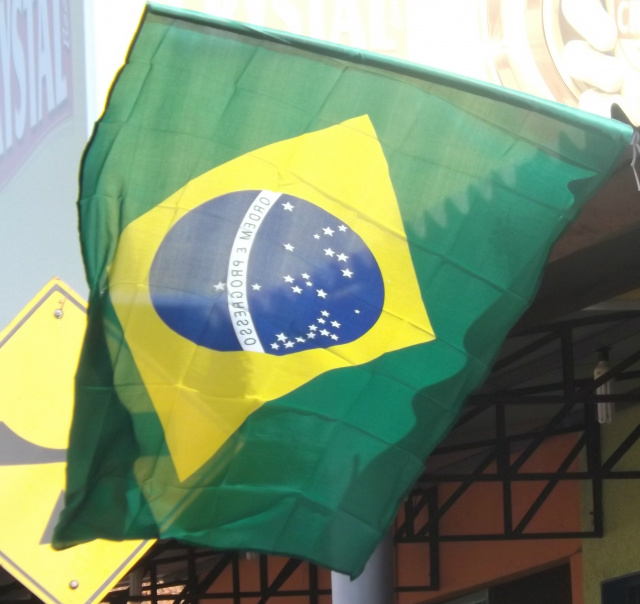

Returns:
0,279,155,604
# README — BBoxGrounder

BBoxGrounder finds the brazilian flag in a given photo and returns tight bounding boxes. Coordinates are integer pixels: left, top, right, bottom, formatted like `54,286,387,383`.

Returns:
54,4,632,576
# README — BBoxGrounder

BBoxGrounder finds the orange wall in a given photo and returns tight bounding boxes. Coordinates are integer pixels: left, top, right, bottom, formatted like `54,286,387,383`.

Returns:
396,434,582,603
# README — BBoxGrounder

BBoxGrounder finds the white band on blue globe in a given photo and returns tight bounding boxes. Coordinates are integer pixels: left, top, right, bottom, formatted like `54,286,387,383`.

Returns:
227,190,282,352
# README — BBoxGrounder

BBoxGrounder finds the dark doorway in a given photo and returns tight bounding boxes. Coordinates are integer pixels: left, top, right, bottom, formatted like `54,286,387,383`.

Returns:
490,563,572,604
602,571,640,604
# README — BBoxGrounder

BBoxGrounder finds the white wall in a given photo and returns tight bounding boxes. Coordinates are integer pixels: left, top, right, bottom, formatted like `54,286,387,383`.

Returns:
87,0,640,126
0,0,90,330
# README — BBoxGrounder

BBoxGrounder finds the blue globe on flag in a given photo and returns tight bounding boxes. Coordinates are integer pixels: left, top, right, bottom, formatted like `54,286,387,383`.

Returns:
149,191,385,356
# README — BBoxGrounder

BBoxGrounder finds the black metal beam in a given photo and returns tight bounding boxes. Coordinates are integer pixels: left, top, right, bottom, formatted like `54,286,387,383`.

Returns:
513,434,586,535
309,563,319,604
491,331,558,373
421,471,640,482
468,393,640,405
397,490,430,539
231,554,240,604
195,554,235,599
256,559,303,604
416,449,498,538
496,404,513,536
431,424,584,457
510,403,577,473
603,422,640,472
427,487,440,591
453,404,492,429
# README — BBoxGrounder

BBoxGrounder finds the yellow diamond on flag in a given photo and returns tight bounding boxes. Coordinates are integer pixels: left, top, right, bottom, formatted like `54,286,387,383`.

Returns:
0,279,154,604
109,115,435,482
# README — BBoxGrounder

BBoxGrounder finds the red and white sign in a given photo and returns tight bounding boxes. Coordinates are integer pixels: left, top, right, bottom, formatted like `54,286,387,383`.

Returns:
0,0,73,189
